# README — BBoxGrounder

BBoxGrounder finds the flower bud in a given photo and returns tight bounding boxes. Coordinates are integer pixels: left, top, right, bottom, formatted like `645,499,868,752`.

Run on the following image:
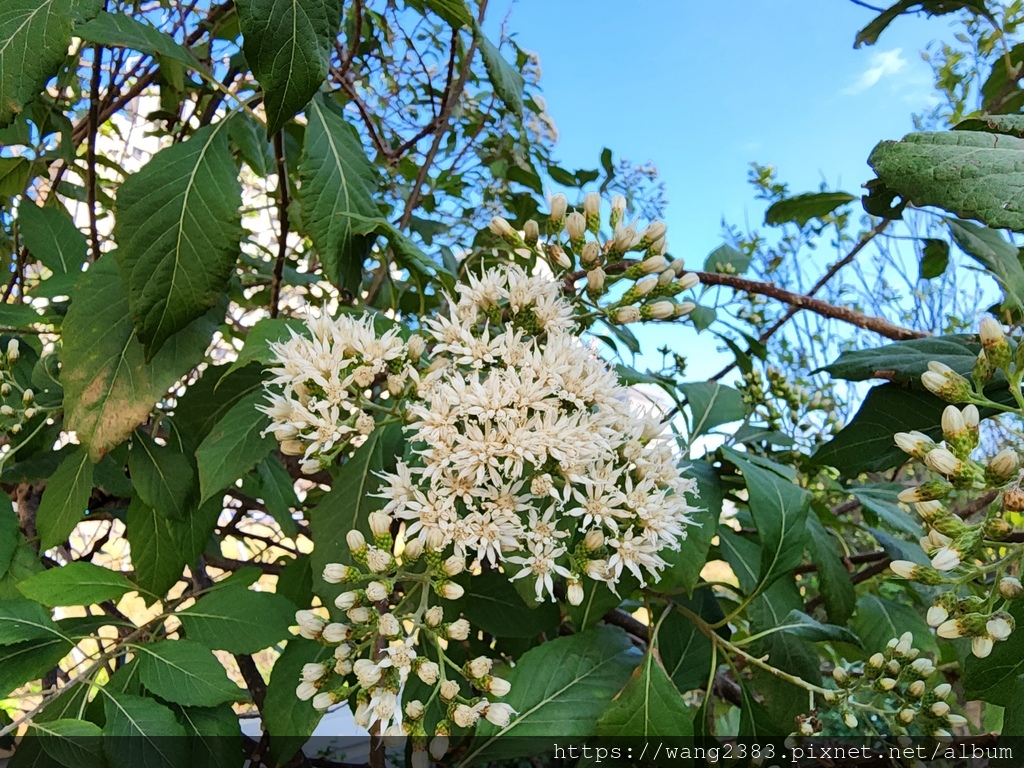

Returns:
583,529,605,550
489,216,515,239
907,680,926,699
466,657,493,679
584,192,600,218
312,692,335,711
980,317,1012,369
890,560,917,579
984,518,1013,540
425,605,444,627
867,653,885,671
547,243,571,269
378,613,401,637
927,605,949,627
937,619,965,639
898,481,952,503
354,659,382,688
439,680,460,701
910,658,935,679
566,211,586,241
447,618,470,640
334,643,353,661
549,193,567,223
425,527,446,551
585,559,610,581
987,612,1014,641
643,301,676,320
347,606,371,624
365,581,389,603
296,681,317,701
439,581,464,600
930,701,951,718
346,530,367,554
487,676,511,696
832,667,849,686
430,735,450,761
0,383,10,397
5,339,18,363
442,555,464,577
988,449,1019,485
417,660,440,685
335,591,359,611
933,682,951,700
452,704,479,728
638,255,668,275
898,708,916,725
930,546,961,572
23,407,35,420
842,712,858,729
295,610,325,640
323,563,355,584
921,362,972,403
657,268,675,286
675,302,696,318
642,221,667,245
322,623,351,643
403,537,424,561
610,195,626,228
613,306,640,325
484,702,515,727
915,500,945,522
941,405,966,438
369,512,392,538
523,219,539,246
0,405,13,417
366,548,394,573
1005,486,1024,512
895,431,934,458
406,700,425,721
1000,576,1024,600
585,267,606,296
302,663,327,683
924,447,961,477
406,335,425,362
633,275,657,298
947,714,968,727
567,580,584,606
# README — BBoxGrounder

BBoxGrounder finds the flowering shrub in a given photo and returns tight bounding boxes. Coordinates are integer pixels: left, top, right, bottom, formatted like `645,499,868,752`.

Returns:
7,2,1024,766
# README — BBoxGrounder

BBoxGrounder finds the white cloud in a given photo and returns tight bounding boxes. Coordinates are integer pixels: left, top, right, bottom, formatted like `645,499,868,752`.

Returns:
843,48,907,95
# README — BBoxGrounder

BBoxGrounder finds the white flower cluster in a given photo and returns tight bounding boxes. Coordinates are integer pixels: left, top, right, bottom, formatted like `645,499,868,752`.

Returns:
259,313,415,472
378,263,697,603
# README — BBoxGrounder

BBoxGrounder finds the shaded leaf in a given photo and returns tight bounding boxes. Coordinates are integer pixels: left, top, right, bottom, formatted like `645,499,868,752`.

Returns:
821,334,979,384
680,382,746,438
102,691,188,768
919,238,950,280
0,599,62,645
77,12,200,67
17,561,135,607
129,430,198,521
32,719,105,768
0,636,72,697
805,515,856,625
196,389,275,503
852,594,936,656
471,20,523,117
595,648,692,737
136,639,242,707
764,191,856,227
263,639,330,766
948,218,1024,310
35,446,94,552
177,586,296,653
18,203,88,275
447,570,559,639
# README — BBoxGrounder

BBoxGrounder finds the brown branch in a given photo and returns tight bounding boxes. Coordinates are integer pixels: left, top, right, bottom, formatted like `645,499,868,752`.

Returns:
695,270,927,341
270,131,290,318
793,550,888,575
601,608,649,642
336,0,363,81
956,489,999,519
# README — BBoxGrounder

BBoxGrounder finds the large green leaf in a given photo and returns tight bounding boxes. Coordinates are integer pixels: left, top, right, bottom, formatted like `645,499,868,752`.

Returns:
263,639,330,766
722,448,810,589
446,570,560,639
102,691,189,768
236,0,342,136
176,586,296,653
0,503,18,578
173,363,265,447
62,258,219,461
174,704,243,768
35,446,94,551
658,591,719,693
470,20,523,117
852,594,936,656
0,599,63,645
680,382,746,438
31,718,105,768
764,191,855,227
136,639,242,707
595,648,692,737
805,515,856,625
76,11,200,67
868,131,1024,233
947,218,1024,310
195,389,275,503
296,97,381,286
464,627,638,764
812,384,948,475
0,0,103,128
17,561,135,607
821,334,979,384
0,636,72,697
130,429,198,520
955,114,1024,138
18,203,88,275
114,123,242,356
310,423,403,604
777,609,862,646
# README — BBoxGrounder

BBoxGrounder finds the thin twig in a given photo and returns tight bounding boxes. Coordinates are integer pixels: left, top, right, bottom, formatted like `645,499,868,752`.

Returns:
87,44,103,261
270,131,290,318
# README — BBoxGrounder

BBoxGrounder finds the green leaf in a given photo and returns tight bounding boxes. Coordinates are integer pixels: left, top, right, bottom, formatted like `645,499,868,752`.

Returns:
177,586,296,653
722,448,810,589
423,0,473,27
919,238,950,280
32,719,105,768
688,304,716,332
174,704,243,768
0,302,44,331
0,636,72,697
129,430,198,520
35,446,94,552
310,424,403,603
102,690,188,768
854,1,985,48
680,382,746,438
464,627,638,764
812,384,950,474
0,503,18,578
777,609,862,646
226,317,306,375
195,389,275,503
805,515,855,625
947,218,1024,310
297,96,381,286
964,601,1024,703
850,485,921,536
62,258,219,461
0,0,103,128
821,334,979,384
868,131,1024,233
173,363,265,447
471,21,524,117
566,574,636,632
659,591,720,693
236,0,342,135
114,123,242,356
657,460,722,594
852,594,936,656
375,221,446,281
595,648,692,737
136,639,242,707
955,114,1024,138
275,555,313,610
17,562,135,607
447,570,559,639
18,203,88,275
241,455,299,538
703,243,751,274
764,191,856,227
76,12,201,67
0,599,62,645
263,639,330,766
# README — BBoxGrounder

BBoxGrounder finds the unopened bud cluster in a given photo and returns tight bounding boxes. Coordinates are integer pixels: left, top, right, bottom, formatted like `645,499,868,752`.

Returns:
489,192,699,327
814,633,964,737
293,530,514,757
737,365,840,446
0,338,45,438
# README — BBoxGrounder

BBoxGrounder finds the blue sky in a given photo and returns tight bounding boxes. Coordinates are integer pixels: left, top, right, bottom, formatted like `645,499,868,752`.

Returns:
498,0,954,379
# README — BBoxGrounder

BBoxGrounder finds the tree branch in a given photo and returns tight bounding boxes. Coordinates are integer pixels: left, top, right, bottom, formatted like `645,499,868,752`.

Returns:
270,131,290,318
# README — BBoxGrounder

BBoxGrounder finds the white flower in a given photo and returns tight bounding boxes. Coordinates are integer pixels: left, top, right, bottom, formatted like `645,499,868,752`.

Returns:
927,605,949,627
487,676,511,696
972,636,994,658
296,681,317,701
353,659,382,688
987,615,1013,641
452,704,479,728
312,692,335,711
447,618,470,640
930,547,961,571
295,610,325,640
378,639,417,679
484,702,515,727
417,660,439,684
